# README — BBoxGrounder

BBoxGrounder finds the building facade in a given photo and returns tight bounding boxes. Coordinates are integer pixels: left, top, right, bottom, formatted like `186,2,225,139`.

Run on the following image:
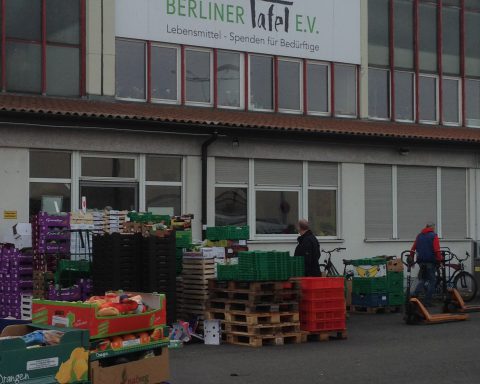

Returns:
1,0,480,271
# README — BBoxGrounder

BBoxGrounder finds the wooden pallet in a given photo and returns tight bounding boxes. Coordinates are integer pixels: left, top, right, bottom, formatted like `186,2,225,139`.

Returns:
208,299,298,313
209,280,298,292
226,332,303,347
209,290,300,303
350,305,402,314
224,322,301,336
205,309,227,321
224,311,300,325
301,329,348,342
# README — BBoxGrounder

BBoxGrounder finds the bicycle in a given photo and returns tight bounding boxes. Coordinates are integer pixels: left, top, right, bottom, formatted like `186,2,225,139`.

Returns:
319,247,347,277
435,249,477,302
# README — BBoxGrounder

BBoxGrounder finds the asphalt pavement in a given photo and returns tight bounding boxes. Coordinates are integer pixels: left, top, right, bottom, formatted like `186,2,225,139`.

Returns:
169,310,480,384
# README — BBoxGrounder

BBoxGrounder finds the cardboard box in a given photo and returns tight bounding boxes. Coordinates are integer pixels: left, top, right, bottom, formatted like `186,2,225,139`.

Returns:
32,292,167,339
89,347,169,384
387,259,404,272
0,324,89,384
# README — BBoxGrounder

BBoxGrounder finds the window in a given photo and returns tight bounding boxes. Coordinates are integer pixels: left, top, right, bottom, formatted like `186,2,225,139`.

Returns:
254,160,302,235
418,75,438,123
368,68,390,119
81,157,135,178
368,0,389,66
334,64,357,117
394,0,414,69
442,78,460,125
306,62,329,115
466,79,480,127
4,0,83,96
217,51,243,109
115,39,146,100
185,48,212,105
215,158,248,227
465,9,480,77
29,151,72,215
249,55,273,111
365,165,393,239
442,5,460,75
145,156,182,215
441,168,467,239
151,45,180,103
394,71,415,121
308,162,338,237
278,59,302,112
418,2,437,72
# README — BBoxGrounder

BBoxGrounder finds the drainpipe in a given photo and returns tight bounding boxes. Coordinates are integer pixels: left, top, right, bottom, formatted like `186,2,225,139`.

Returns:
201,132,218,240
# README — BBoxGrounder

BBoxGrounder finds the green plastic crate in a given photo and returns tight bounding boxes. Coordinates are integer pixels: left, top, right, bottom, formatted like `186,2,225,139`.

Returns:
350,256,388,266
387,272,404,292
352,277,388,294
388,292,405,306
217,264,239,281
175,230,192,248
55,260,91,287
206,225,249,241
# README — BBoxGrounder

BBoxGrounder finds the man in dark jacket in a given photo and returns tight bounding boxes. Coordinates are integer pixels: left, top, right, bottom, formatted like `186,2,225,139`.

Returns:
294,219,321,277
410,222,442,307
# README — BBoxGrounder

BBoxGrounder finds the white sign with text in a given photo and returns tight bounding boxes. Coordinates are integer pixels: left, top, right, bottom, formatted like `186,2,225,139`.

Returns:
116,0,361,64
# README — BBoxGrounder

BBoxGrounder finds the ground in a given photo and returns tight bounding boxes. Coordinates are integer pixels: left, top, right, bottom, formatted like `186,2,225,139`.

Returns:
170,310,480,384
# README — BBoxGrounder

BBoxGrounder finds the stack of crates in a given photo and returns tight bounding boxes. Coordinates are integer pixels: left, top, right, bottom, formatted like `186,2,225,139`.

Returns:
206,226,249,241
298,277,346,332
351,256,405,308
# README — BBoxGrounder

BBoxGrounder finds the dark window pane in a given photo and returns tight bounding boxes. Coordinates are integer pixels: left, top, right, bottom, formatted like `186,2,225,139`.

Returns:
419,3,437,72
146,186,181,216
307,63,328,114
442,6,460,75
368,68,389,119
30,151,71,178
185,50,211,103
466,79,480,127
46,46,80,96
394,71,414,121
394,0,414,69
152,46,178,101
217,51,241,108
146,157,181,182
309,190,337,237
80,184,137,211
465,11,480,77
81,157,135,178
256,191,298,235
215,187,247,227
30,183,71,216
442,78,459,124
46,0,80,44
6,43,41,93
115,39,146,99
419,76,437,122
368,0,390,66
6,0,41,40
278,60,301,111
250,55,273,110
334,64,357,116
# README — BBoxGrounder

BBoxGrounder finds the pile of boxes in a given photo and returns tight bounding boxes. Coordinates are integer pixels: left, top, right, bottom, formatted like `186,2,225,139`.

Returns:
350,256,405,310
92,210,128,234
0,244,33,319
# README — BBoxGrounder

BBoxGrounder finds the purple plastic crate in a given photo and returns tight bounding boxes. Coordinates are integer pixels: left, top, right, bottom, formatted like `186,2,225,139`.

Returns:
34,212,70,227
36,242,70,254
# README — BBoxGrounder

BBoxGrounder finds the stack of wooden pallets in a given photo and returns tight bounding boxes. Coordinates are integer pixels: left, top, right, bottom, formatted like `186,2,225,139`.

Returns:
206,280,302,347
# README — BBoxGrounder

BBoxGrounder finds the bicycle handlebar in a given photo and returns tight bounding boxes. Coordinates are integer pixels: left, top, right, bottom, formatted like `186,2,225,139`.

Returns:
321,247,346,255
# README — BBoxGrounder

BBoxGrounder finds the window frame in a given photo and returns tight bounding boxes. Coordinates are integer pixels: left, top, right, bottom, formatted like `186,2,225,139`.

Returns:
465,77,480,128
115,38,147,102
79,153,138,182
305,60,331,116
334,63,358,118
277,56,303,114
394,70,416,123
368,67,391,121
184,46,214,107
248,53,275,112
150,42,181,105
418,73,439,124
307,186,339,240
216,49,245,110
2,0,86,96
442,76,462,126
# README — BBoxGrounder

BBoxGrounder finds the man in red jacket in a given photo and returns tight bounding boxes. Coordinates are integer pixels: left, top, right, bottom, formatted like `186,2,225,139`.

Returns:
409,222,442,307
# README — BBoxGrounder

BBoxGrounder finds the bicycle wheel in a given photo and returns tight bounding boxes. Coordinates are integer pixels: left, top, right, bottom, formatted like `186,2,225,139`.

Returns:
453,271,478,302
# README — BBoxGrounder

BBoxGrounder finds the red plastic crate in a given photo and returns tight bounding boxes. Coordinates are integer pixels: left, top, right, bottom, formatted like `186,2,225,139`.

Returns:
301,318,346,332
300,310,345,322
300,298,345,312
301,288,344,300
298,277,344,290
